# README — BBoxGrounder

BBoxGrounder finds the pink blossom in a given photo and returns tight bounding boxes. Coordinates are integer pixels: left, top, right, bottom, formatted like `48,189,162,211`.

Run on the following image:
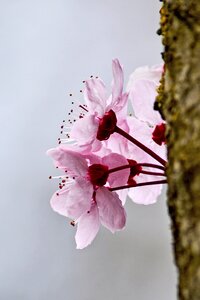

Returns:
47,147,128,249
127,65,166,145
127,65,163,124
70,59,128,151
125,65,166,204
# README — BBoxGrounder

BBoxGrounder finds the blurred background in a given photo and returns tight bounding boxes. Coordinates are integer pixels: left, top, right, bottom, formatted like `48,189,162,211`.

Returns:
0,1,177,299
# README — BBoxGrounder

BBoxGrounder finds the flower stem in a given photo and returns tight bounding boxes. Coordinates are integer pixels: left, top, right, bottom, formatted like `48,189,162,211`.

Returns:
115,126,167,167
108,162,166,174
109,179,167,192
140,170,166,176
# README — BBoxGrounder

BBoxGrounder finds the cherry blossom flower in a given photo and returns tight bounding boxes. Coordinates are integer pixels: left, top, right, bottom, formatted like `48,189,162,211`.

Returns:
70,59,128,151
47,60,168,248
127,65,166,146
125,65,167,204
47,147,129,249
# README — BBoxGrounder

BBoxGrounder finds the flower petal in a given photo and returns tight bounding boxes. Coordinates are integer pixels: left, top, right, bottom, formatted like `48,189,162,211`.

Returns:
96,187,126,232
47,147,88,176
111,59,124,107
128,174,163,205
70,114,99,148
127,65,163,125
126,65,163,90
50,178,92,219
84,78,107,116
128,79,162,125
102,153,129,188
75,202,100,249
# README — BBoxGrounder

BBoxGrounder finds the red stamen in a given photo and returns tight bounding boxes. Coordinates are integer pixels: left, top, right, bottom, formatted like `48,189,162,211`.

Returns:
79,104,88,112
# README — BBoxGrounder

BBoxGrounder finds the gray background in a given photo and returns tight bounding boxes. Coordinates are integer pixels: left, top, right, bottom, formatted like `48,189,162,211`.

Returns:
0,1,177,299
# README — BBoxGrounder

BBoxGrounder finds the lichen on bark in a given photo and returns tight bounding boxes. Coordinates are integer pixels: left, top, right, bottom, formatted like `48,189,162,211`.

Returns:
156,1,200,299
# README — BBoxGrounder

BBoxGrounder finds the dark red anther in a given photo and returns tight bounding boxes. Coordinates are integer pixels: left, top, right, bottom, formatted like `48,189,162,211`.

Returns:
152,123,166,145
88,164,109,186
96,110,117,141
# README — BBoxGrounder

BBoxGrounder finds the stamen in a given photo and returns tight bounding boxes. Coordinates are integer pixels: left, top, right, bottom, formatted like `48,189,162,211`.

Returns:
79,104,89,112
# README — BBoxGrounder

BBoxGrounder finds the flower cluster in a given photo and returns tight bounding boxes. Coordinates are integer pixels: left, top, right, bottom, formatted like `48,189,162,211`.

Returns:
47,59,167,249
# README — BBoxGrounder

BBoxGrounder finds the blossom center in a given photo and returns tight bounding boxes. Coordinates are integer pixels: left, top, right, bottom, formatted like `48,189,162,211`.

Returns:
88,164,109,186
96,110,117,141
152,123,166,145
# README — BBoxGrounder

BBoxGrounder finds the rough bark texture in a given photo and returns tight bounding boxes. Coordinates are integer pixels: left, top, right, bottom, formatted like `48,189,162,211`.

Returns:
156,1,200,299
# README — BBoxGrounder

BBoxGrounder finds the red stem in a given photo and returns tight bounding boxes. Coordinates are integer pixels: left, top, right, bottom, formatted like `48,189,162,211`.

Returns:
109,179,167,192
140,170,166,176
108,163,166,174
115,126,167,167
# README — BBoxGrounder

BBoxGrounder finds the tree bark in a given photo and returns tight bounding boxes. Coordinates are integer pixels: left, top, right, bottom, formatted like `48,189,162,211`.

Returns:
156,1,200,299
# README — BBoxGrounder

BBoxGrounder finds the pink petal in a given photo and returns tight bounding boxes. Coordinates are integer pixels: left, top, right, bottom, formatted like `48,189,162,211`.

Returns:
116,189,128,206
47,147,88,176
128,79,162,125
96,187,126,232
126,65,163,89
84,78,107,116
75,202,100,249
111,59,123,107
128,173,163,205
128,184,162,205
102,153,129,188
105,118,129,155
70,114,99,148
50,178,92,219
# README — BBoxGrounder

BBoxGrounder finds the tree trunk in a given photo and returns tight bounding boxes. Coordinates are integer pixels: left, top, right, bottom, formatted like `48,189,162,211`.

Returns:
156,1,200,299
